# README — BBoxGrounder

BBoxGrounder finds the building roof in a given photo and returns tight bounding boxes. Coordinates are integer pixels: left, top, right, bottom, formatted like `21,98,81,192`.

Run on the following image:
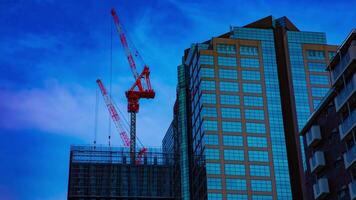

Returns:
244,15,300,31
183,16,301,59
327,29,356,70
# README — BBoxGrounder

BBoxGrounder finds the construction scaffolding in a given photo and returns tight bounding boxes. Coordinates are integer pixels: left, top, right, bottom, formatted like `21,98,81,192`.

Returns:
67,145,179,199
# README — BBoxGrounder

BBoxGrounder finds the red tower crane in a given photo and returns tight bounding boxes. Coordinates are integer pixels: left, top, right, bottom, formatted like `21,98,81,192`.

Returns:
111,8,155,162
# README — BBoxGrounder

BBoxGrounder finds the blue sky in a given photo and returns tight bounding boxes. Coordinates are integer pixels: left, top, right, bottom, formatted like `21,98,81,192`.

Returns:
0,0,355,199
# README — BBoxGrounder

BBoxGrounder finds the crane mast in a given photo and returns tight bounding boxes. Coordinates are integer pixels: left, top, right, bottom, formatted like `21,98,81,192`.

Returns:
111,8,155,163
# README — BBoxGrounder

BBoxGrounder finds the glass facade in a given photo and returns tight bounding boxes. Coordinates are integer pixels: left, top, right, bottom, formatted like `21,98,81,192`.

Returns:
175,17,336,200
178,26,294,199
177,64,190,200
287,31,335,171
233,27,292,199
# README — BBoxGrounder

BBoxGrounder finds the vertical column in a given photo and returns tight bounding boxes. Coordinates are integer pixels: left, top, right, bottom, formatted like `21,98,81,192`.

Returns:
273,26,304,199
130,112,136,164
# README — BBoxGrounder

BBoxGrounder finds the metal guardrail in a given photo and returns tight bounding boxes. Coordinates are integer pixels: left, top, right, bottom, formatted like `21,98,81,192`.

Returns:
339,110,356,140
335,74,356,111
70,145,175,165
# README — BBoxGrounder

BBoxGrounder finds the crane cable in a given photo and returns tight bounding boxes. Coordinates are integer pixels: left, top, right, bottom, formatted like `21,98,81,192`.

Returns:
93,88,99,147
108,16,113,147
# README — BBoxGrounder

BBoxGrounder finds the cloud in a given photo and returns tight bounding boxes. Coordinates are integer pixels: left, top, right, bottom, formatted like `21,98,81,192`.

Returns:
0,80,95,138
1,34,61,55
0,77,175,147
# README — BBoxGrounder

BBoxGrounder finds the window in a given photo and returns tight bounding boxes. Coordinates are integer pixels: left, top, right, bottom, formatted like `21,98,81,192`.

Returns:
244,96,263,107
203,120,218,131
240,45,258,56
240,58,260,68
246,122,266,134
313,99,321,109
201,80,216,91
205,134,219,145
220,82,238,92
226,178,247,191
247,137,267,147
202,94,216,104
337,188,348,200
306,50,325,60
221,107,241,119
227,194,248,200
248,150,269,162
200,55,214,65
309,74,329,85
222,121,242,132
245,109,264,120
251,180,272,192
205,148,220,160
202,107,217,117
250,165,270,177
220,95,240,105
217,44,236,54
251,195,273,200
223,135,243,146
243,83,262,93
206,163,221,174
307,62,325,72
311,87,329,97
218,56,237,66
200,67,215,78
208,193,223,199
242,70,261,80
219,69,238,79
328,51,336,61
224,150,244,161
225,164,245,175
207,178,222,190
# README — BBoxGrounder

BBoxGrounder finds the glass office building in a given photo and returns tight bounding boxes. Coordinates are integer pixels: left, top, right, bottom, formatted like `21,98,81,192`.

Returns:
171,16,337,199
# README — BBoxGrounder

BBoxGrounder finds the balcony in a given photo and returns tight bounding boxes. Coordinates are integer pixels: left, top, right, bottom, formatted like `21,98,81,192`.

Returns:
313,178,329,200
339,110,356,141
335,74,356,111
309,151,325,173
331,41,356,84
306,125,322,147
344,145,356,170
349,181,356,200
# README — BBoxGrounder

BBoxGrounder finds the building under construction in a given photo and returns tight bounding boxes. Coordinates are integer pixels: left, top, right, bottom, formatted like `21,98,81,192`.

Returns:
67,145,179,199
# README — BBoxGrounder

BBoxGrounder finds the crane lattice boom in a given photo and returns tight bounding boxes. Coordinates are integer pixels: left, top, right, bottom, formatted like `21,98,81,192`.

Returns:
96,79,130,147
